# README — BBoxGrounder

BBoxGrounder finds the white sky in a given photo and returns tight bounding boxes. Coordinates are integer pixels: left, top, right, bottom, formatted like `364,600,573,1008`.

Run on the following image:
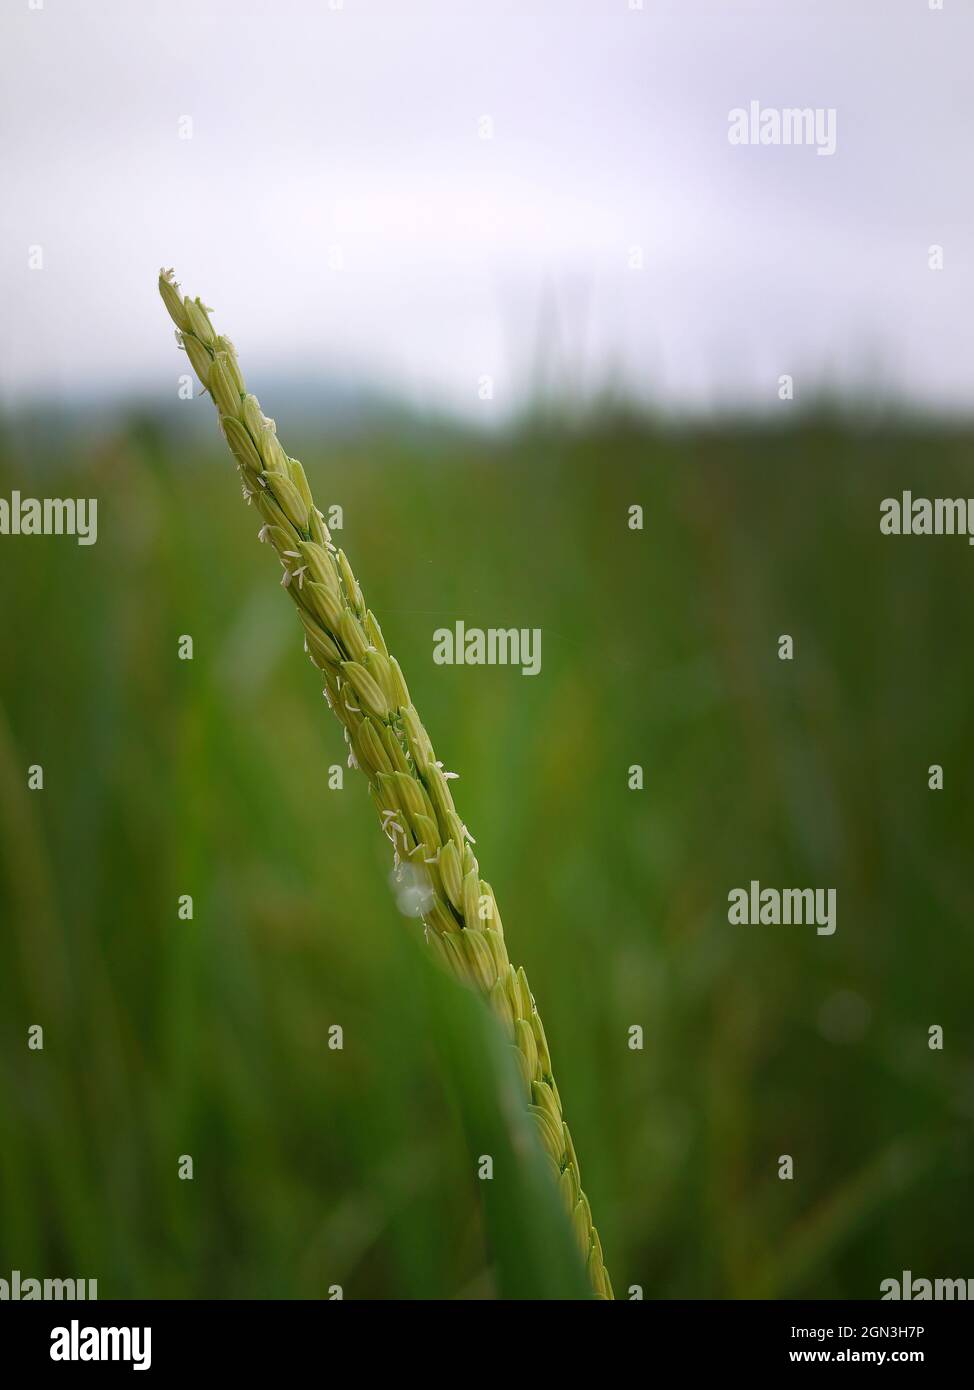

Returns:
1,0,973,418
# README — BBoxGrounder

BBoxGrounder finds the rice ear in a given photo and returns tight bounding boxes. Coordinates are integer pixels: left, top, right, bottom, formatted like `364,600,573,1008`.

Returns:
157,269,611,1298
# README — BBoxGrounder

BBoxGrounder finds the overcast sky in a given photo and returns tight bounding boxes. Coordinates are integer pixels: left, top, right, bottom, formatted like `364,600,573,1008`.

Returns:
2,0,972,419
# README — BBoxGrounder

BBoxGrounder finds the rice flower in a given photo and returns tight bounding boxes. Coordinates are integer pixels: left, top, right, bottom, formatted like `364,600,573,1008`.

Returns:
158,269,613,1299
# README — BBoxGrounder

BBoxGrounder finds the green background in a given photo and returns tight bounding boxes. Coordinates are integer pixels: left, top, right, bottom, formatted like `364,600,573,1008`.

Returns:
1,403,971,1298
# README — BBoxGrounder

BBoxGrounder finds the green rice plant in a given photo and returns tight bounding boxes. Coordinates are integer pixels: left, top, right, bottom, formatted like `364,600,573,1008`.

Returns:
158,270,612,1299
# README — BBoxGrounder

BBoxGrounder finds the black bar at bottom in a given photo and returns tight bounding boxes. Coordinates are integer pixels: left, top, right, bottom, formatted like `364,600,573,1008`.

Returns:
2,1298,970,1374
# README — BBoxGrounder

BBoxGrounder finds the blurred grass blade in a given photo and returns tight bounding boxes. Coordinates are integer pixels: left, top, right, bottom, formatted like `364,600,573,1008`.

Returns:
419,943,593,1300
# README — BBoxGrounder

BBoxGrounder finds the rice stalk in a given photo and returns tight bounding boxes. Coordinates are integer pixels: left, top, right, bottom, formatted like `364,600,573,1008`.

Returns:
158,269,613,1299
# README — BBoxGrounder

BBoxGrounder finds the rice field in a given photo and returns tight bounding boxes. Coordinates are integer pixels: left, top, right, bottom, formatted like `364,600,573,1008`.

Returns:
0,404,971,1299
